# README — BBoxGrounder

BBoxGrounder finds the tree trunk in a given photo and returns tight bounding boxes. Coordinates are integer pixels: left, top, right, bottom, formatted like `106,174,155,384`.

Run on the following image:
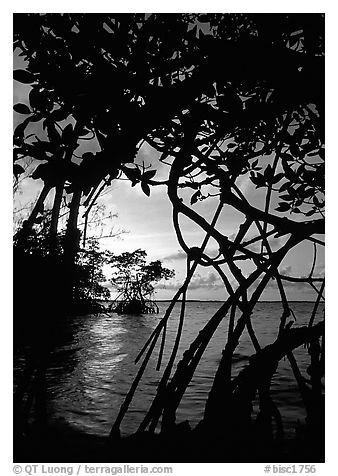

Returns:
20,183,52,238
49,181,65,255
62,188,82,306
202,321,324,441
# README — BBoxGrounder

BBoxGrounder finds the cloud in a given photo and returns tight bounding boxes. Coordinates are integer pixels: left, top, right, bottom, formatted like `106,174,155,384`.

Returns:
189,272,223,290
244,235,286,253
225,231,286,255
278,264,324,281
163,247,220,262
313,263,325,277
155,271,223,291
222,264,324,298
163,250,186,261
279,265,293,276
261,265,324,293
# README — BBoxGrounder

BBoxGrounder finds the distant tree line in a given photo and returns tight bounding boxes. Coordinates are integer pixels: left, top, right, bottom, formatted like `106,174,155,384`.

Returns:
13,14,324,460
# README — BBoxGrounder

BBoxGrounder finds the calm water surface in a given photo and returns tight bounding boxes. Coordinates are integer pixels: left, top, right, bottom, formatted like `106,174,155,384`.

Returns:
17,301,324,438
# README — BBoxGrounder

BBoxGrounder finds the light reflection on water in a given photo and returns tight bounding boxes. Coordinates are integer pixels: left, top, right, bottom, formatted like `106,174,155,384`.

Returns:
26,302,324,438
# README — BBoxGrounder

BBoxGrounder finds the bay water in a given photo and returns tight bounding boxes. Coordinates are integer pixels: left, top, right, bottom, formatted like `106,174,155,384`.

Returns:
16,301,324,439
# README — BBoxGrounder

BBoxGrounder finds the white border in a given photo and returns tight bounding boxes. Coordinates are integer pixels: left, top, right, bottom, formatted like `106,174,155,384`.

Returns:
2,4,336,475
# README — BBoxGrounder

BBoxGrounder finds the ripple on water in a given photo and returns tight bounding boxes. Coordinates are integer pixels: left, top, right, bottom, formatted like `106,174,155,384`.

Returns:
16,302,323,438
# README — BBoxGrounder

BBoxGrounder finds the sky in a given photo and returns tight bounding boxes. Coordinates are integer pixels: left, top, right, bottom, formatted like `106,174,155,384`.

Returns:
96,152,324,301
14,133,324,302
12,23,325,303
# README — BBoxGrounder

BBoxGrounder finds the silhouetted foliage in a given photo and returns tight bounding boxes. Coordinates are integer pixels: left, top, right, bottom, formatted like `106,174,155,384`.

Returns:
109,249,174,314
14,215,110,314
14,13,324,462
